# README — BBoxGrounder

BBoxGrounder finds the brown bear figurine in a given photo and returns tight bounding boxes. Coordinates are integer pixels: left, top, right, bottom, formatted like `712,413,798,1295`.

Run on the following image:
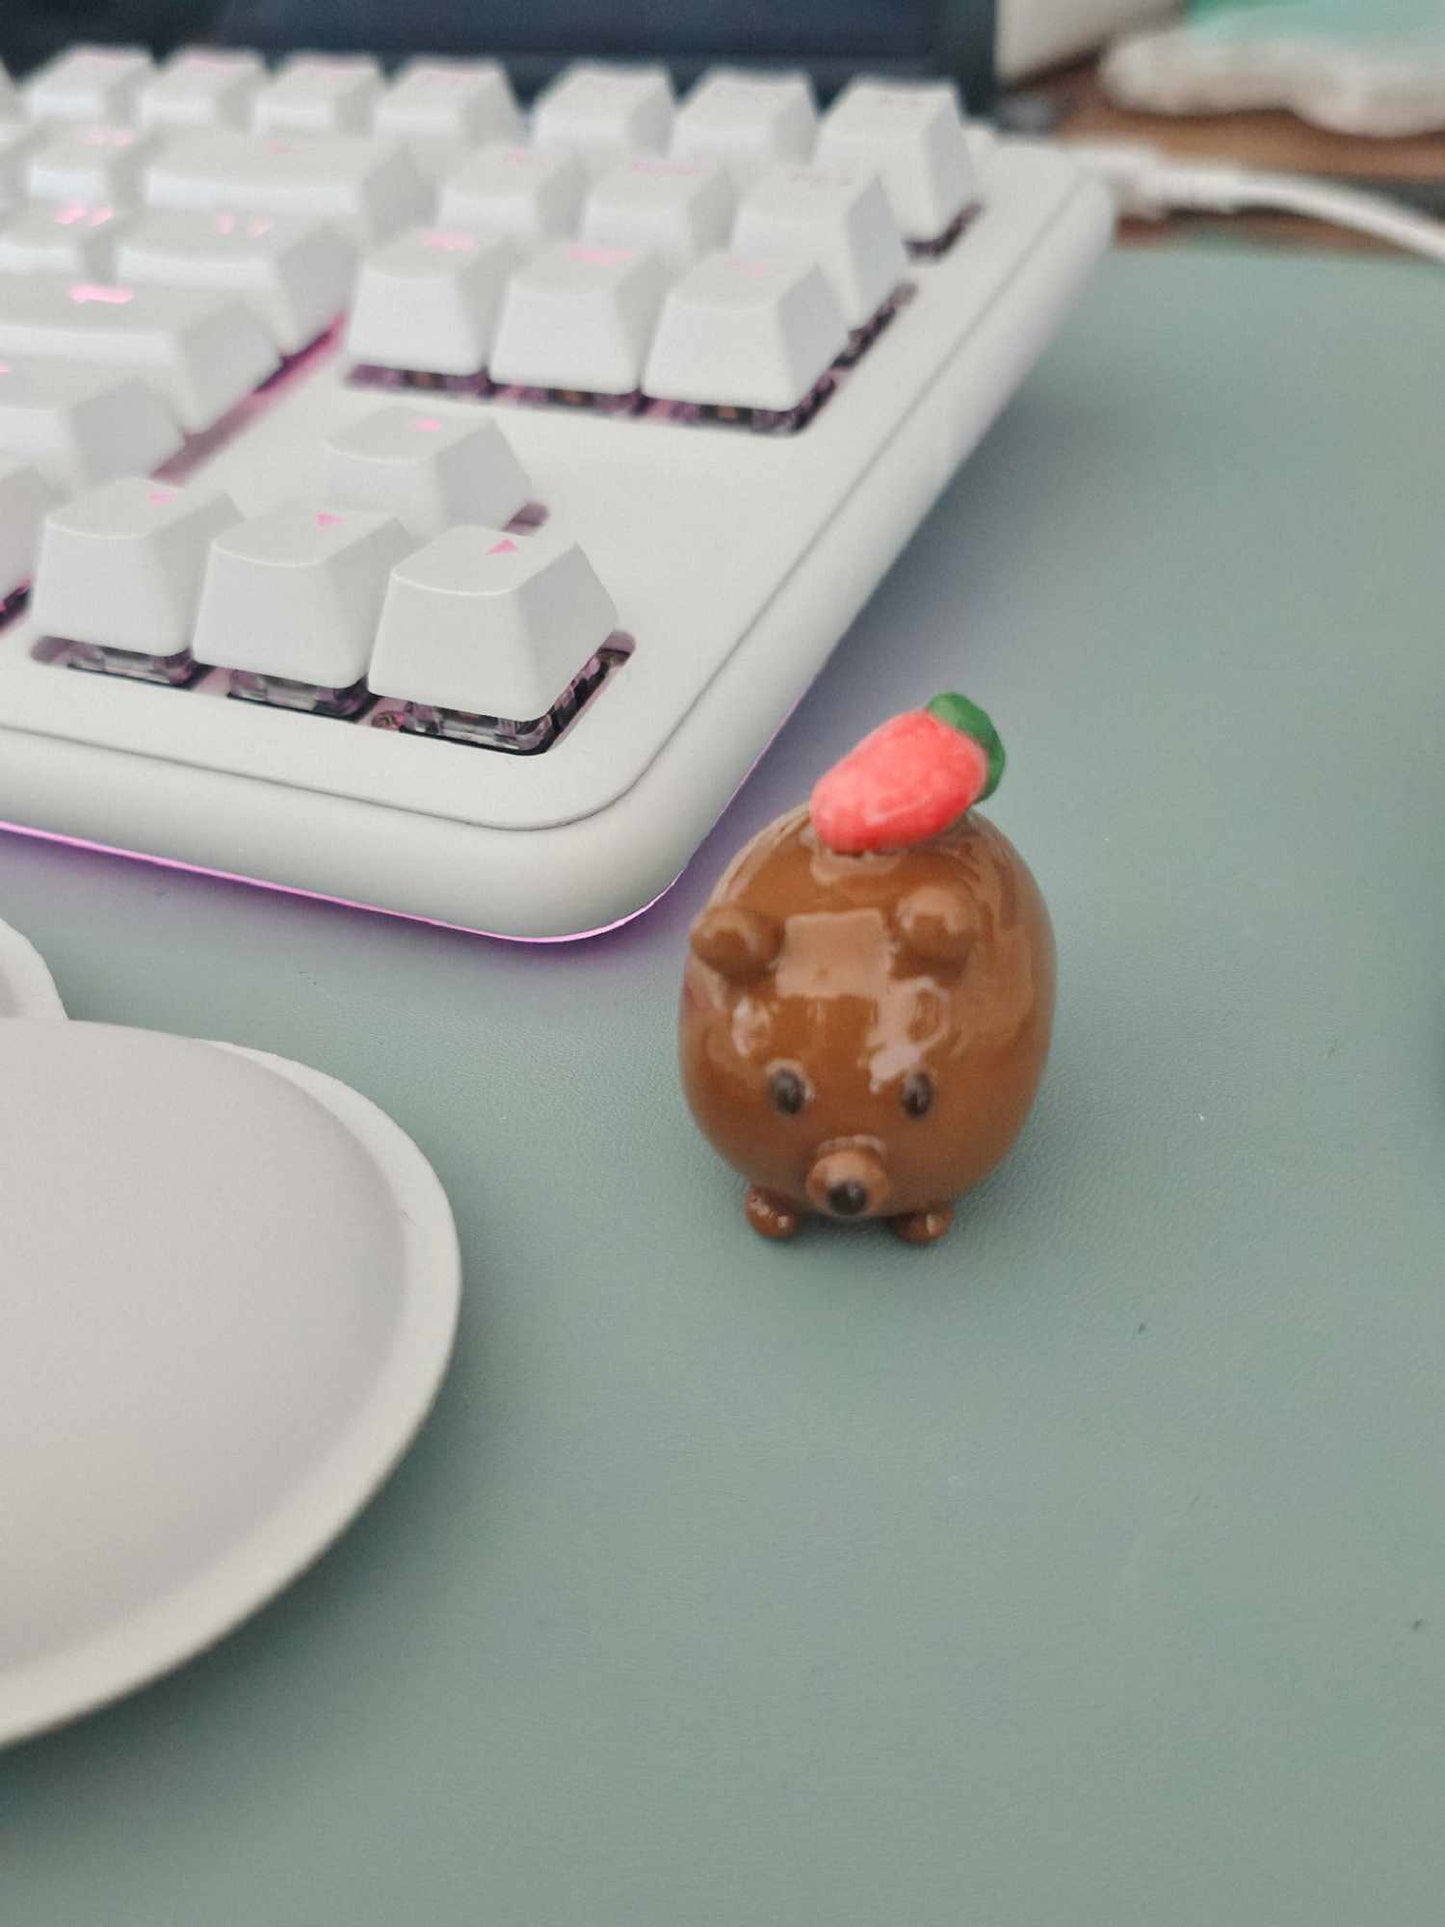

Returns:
679,695,1054,1245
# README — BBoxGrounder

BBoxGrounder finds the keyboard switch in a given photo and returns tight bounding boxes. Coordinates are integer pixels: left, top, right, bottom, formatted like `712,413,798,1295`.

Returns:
643,252,847,417
0,359,183,488
489,243,669,399
733,165,906,330
194,503,409,701
370,523,618,723
671,72,817,184
0,459,57,602
814,81,976,247
32,478,239,679
346,228,515,376
582,157,734,270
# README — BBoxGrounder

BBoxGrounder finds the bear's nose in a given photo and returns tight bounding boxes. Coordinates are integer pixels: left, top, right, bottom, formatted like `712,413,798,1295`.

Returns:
807,1143,890,1220
827,1180,868,1217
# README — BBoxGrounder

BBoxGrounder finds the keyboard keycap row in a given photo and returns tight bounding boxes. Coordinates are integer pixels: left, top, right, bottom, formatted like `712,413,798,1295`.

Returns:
7,410,624,729
352,231,874,413
2,53,975,247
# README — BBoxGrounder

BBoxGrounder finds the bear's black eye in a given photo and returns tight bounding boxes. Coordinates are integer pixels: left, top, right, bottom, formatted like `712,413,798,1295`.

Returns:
901,1071,934,1119
768,1066,809,1116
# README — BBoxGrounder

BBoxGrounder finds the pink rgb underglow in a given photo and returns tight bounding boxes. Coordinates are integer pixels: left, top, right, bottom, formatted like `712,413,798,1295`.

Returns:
0,818,672,944
567,244,634,268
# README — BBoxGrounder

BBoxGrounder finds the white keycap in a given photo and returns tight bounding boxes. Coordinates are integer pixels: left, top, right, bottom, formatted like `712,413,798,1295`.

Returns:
815,81,976,243
138,50,266,132
27,125,163,205
0,274,278,433
643,252,847,411
733,164,906,328
670,71,818,185
193,502,409,687
323,406,530,538
436,144,584,249
345,227,515,375
25,47,153,124
375,59,523,149
252,55,384,137
146,132,431,246
0,358,183,487
0,202,131,279
532,64,674,177
0,125,44,207
0,458,57,600
0,64,18,124
582,157,734,271
116,210,355,355
489,243,669,395
370,523,617,720
32,478,239,654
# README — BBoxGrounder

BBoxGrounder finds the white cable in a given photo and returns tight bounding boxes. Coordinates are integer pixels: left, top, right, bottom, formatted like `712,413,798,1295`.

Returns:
1062,139,1445,266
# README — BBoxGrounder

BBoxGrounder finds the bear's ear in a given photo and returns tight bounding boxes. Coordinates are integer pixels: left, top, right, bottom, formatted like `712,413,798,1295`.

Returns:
689,904,783,982
893,883,978,971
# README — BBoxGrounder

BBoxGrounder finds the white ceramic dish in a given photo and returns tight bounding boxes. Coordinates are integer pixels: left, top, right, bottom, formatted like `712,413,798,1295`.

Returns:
0,923,460,1746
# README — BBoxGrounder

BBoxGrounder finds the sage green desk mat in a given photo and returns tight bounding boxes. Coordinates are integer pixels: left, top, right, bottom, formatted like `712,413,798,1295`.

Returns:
2,247,1442,1927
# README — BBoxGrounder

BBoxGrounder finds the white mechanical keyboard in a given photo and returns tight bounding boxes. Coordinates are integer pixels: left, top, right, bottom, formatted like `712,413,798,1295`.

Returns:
0,47,1111,938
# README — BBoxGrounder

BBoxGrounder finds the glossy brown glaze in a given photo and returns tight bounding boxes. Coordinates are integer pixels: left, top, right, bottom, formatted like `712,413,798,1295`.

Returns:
680,805,1055,1242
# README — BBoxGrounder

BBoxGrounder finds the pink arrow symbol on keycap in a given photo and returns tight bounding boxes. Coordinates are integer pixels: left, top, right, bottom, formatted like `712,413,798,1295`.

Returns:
487,538,519,555
315,510,344,527
69,282,133,304
567,244,633,267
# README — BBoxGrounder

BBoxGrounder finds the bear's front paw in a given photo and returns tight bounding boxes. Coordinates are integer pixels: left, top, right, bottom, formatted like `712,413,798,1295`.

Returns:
890,1204,954,1246
746,1187,802,1241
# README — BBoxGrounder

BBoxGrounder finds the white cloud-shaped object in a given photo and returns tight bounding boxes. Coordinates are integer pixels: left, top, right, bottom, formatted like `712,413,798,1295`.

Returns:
0,917,460,1745
1104,14,1445,137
